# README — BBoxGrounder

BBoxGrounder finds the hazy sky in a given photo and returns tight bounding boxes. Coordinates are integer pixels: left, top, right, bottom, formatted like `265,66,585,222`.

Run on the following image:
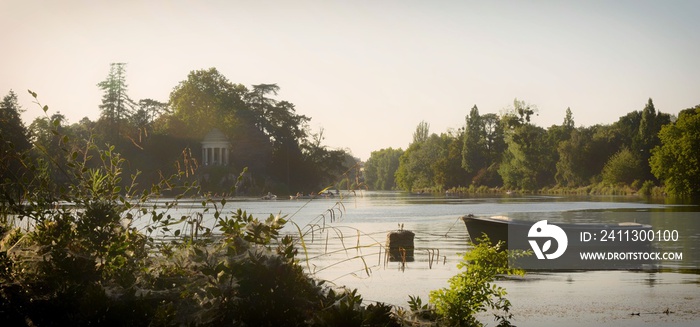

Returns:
2,0,699,160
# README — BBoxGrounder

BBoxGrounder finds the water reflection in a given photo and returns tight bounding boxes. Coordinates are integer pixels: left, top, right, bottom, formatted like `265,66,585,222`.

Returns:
274,192,698,326
121,191,698,326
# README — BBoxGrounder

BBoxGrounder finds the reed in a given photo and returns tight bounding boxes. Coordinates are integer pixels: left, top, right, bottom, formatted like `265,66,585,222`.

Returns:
0,92,527,326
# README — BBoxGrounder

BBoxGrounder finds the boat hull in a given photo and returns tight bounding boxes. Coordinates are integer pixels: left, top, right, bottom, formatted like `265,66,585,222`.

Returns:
461,214,655,270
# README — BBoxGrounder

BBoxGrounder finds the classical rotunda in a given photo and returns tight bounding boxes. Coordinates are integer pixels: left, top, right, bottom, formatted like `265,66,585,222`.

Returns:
201,128,231,166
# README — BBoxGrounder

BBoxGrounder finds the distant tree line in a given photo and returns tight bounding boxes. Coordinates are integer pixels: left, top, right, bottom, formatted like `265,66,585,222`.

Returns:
364,98,700,198
0,64,358,197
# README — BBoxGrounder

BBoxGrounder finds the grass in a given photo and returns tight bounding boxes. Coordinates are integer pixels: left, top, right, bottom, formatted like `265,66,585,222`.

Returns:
0,92,531,327
421,181,668,198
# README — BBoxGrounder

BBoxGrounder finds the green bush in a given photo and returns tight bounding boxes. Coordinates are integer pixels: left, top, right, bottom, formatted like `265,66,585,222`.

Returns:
0,130,400,326
638,180,656,196
2,93,527,326
601,148,643,186
426,236,526,327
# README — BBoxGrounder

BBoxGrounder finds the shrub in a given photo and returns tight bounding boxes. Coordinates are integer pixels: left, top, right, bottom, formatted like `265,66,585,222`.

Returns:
0,128,399,326
638,180,656,196
427,236,526,327
601,148,642,186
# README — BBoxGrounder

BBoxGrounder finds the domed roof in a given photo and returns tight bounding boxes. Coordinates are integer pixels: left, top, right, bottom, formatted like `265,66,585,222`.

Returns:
202,128,230,145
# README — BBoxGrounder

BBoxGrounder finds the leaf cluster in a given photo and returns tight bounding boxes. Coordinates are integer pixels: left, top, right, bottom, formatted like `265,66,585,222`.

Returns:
0,92,400,326
386,97,688,194
406,235,527,327
649,105,700,197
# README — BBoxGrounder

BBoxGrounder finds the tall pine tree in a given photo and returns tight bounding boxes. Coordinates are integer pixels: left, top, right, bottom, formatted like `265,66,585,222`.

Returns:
462,105,484,175
0,90,31,201
97,63,135,140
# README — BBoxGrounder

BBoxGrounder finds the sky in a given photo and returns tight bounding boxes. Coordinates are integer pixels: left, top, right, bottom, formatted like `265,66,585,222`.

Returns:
2,0,699,160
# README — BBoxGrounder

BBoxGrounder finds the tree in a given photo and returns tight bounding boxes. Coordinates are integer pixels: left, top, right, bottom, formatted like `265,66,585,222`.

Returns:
637,98,671,181
601,147,642,186
638,98,658,151
127,99,169,147
498,100,554,190
0,90,31,153
606,99,671,183
169,67,248,139
462,107,506,187
563,107,574,130
296,128,349,192
501,98,537,130
413,120,430,144
134,99,169,128
395,129,465,191
462,105,486,175
549,108,577,186
168,68,274,190
246,83,281,134
364,148,404,190
650,105,700,197
395,140,430,192
0,90,31,201
499,124,552,190
588,124,626,181
168,69,339,193
244,86,312,193
396,121,436,191
555,127,597,186
261,100,310,190
438,129,469,189
474,113,506,187
28,113,74,186
72,117,96,141
548,107,575,146
97,63,136,139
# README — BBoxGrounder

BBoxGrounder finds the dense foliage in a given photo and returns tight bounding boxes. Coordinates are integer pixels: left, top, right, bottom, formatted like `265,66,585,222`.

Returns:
0,91,532,326
0,90,31,200
23,64,356,197
601,147,643,186
97,62,136,141
164,68,354,194
400,236,527,327
0,96,398,325
363,148,403,190
3,68,697,325
429,236,526,327
650,105,700,197
462,106,505,187
498,100,556,190
395,123,466,191
368,97,694,198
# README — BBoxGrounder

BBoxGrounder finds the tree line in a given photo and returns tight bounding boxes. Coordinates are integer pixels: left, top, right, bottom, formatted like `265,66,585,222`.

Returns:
364,98,700,198
1,64,358,198
2,69,522,326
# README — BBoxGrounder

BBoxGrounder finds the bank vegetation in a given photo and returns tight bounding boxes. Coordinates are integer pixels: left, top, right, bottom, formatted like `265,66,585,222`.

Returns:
364,99,700,199
0,91,523,326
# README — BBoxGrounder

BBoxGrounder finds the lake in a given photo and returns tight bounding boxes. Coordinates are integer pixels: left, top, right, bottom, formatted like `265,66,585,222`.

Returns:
157,191,700,326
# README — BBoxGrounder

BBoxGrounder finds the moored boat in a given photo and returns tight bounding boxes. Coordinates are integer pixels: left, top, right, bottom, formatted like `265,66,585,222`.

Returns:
261,192,277,200
461,214,655,270
462,214,652,246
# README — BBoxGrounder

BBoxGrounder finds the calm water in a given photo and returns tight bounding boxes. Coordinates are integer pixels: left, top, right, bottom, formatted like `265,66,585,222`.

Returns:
153,192,700,326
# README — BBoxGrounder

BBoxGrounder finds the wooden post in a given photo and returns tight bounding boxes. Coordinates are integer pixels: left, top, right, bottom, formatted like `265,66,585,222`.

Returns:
386,230,415,262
